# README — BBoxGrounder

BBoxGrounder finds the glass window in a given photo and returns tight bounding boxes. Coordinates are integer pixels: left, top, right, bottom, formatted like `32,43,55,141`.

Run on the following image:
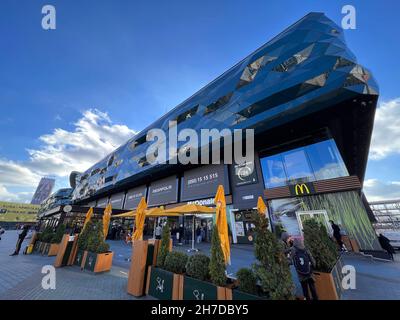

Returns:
282,148,315,183
306,140,348,180
260,138,349,189
260,154,287,188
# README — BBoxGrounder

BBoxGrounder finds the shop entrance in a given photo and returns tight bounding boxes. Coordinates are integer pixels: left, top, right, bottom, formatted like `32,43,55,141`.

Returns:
233,209,257,244
295,210,332,236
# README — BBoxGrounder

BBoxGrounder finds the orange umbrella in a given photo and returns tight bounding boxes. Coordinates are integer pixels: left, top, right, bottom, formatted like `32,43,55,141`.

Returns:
214,185,230,264
83,207,93,229
132,197,148,241
103,203,112,240
257,196,267,217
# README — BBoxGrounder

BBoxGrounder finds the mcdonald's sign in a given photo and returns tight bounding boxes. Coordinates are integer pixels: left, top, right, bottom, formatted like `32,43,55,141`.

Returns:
289,182,315,197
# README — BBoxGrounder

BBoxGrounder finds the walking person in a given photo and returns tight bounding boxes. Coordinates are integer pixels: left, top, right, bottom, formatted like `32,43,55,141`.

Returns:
10,225,30,256
178,224,184,245
290,238,319,300
330,220,345,251
155,223,162,240
196,225,202,244
378,234,395,261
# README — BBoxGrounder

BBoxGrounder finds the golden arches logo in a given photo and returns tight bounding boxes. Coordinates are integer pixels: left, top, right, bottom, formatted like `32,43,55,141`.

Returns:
295,184,310,195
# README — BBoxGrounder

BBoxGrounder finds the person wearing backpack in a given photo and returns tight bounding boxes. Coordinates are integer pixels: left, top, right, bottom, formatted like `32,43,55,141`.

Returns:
290,238,318,300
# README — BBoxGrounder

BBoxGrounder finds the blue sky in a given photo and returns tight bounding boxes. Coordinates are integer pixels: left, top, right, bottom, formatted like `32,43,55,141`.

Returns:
1,0,400,202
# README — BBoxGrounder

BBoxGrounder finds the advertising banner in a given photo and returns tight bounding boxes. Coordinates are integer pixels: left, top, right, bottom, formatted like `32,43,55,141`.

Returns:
148,176,178,207
109,192,125,209
124,185,147,209
96,197,109,208
181,164,230,202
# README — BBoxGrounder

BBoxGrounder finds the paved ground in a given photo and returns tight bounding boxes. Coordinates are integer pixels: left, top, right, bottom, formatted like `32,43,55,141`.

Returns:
1,230,399,300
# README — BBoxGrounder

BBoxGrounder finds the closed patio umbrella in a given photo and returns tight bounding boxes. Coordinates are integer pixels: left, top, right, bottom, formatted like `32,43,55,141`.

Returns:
132,197,148,241
214,185,230,264
103,203,112,240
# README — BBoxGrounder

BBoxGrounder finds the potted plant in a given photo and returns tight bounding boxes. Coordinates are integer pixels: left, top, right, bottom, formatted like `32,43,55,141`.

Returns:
156,224,171,267
183,253,217,300
40,226,55,255
232,268,263,300
48,224,66,256
303,219,342,300
74,220,92,267
146,251,188,300
82,221,113,273
251,211,294,300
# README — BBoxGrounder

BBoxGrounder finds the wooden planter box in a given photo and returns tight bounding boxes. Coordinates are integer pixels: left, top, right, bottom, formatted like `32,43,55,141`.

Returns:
74,249,86,268
182,276,227,300
48,243,60,256
41,243,51,255
83,251,114,273
314,258,344,300
33,241,42,253
145,266,183,300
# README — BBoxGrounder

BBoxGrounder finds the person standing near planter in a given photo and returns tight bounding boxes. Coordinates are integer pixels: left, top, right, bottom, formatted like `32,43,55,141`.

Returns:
196,225,202,244
291,238,318,300
330,220,345,251
10,225,30,256
378,234,395,261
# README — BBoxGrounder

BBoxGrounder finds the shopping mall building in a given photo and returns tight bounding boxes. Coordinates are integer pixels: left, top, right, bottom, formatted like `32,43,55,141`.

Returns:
54,13,381,253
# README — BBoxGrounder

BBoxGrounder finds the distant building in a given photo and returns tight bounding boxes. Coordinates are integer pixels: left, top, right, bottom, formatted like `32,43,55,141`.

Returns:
31,177,55,205
369,199,400,233
0,201,40,229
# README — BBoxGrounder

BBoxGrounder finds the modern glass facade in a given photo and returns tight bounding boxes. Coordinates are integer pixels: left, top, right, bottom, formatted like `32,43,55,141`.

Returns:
70,12,378,202
260,139,348,188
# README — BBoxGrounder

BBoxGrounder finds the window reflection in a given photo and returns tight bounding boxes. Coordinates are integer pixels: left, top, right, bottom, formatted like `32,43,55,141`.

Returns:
261,139,348,188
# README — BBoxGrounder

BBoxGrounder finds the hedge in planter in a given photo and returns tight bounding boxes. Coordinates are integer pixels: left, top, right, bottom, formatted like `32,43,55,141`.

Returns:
252,212,294,300
147,251,188,300
74,221,92,266
232,268,263,300
156,224,171,268
183,254,217,300
48,224,66,256
83,221,113,273
39,226,55,255
303,219,342,300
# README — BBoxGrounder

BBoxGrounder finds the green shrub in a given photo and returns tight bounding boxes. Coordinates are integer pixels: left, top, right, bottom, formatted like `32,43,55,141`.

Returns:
303,219,339,273
51,224,66,244
156,224,171,268
41,226,54,243
209,228,226,286
163,251,188,274
86,221,110,254
273,223,286,239
236,268,257,295
252,212,293,300
186,254,210,281
77,221,92,251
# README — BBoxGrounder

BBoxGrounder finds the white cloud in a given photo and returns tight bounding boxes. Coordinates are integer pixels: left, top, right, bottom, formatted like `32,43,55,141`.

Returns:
0,184,33,203
363,179,400,202
0,109,136,202
370,98,400,160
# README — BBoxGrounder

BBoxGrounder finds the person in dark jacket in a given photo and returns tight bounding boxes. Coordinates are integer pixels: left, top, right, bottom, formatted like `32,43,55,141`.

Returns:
330,220,344,251
10,225,30,256
178,224,184,245
378,234,395,261
290,238,318,300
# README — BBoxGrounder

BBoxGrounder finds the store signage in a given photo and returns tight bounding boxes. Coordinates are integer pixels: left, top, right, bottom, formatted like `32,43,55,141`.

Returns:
232,161,258,187
289,182,315,196
109,192,125,209
181,164,230,202
148,176,178,207
124,185,147,209
97,197,109,208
